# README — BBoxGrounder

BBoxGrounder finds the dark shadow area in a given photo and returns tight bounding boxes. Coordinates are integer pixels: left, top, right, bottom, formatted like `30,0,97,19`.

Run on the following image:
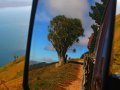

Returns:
107,75,120,90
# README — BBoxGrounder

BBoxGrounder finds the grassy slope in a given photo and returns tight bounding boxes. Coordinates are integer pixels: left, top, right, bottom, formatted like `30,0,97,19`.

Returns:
111,14,120,73
0,56,25,90
29,59,83,90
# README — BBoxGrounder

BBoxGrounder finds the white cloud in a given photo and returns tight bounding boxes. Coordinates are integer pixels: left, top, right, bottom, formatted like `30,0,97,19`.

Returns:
47,0,89,20
44,45,55,51
73,29,93,46
79,37,89,45
95,0,102,3
41,57,54,63
116,0,120,15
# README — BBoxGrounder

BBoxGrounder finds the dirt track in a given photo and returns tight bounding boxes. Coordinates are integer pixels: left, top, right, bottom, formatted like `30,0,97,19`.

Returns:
65,59,84,90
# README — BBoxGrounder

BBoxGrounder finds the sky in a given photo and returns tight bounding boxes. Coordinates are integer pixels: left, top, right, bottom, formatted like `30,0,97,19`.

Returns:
30,0,120,63
0,0,32,66
116,0,120,15
30,0,98,63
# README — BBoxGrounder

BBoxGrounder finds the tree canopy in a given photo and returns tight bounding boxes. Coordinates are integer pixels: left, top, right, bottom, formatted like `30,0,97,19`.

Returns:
48,15,84,65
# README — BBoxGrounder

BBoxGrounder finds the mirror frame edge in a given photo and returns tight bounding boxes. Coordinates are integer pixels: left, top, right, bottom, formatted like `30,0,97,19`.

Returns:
23,0,38,90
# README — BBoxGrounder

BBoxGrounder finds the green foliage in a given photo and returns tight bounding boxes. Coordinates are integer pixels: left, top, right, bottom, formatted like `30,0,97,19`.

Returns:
89,1,106,25
48,15,84,63
89,0,108,25
89,0,108,53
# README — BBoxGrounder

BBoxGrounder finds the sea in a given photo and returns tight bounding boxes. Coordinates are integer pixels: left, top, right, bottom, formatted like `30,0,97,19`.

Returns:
0,50,25,67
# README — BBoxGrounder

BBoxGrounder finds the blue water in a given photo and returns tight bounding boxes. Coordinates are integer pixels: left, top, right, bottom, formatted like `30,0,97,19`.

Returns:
0,7,31,67
0,50,26,67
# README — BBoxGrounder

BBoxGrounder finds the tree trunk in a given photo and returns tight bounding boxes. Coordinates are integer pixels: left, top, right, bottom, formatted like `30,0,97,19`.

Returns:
58,55,66,66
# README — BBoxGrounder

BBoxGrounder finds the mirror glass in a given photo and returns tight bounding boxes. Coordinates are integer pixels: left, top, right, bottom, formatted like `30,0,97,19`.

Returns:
0,1,32,89
28,0,98,89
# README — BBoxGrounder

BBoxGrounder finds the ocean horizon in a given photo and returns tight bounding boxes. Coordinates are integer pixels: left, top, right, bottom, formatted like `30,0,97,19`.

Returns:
0,50,25,67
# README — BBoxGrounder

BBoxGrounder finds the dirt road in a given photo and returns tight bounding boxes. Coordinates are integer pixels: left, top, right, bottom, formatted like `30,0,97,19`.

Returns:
65,59,84,90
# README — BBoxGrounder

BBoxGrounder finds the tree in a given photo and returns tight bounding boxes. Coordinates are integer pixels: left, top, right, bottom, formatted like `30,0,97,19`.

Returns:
48,15,84,65
89,0,108,53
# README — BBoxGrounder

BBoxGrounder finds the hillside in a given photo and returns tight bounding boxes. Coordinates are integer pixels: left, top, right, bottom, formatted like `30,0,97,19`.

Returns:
111,14,120,73
29,59,83,90
0,56,25,90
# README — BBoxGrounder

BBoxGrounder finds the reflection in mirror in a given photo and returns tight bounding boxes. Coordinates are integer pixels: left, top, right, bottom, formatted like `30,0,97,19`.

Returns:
28,0,99,90
0,1,32,90
111,0,120,74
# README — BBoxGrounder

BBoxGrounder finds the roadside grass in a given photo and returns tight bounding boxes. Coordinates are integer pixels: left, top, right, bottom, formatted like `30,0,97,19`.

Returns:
0,56,25,90
29,59,83,90
111,14,120,73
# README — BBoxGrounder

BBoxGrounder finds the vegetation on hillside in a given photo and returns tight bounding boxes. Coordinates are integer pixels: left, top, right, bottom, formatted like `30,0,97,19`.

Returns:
0,56,25,90
111,14,120,73
29,59,83,90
